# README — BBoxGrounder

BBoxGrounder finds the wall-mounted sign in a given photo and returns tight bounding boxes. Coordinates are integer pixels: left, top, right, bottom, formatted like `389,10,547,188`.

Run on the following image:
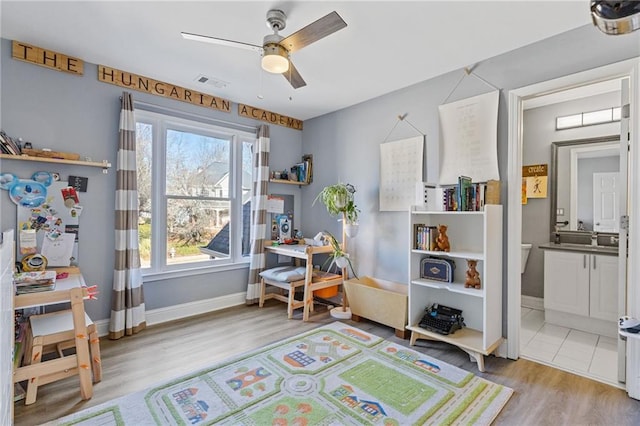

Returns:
238,104,303,131
12,40,84,75
98,65,231,113
523,164,548,199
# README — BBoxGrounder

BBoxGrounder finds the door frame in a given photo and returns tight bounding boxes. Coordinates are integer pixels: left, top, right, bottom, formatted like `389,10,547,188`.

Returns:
506,57,640,361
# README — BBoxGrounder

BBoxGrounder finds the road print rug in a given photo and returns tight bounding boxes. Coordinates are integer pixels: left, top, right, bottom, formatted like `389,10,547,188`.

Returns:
49,322,512,425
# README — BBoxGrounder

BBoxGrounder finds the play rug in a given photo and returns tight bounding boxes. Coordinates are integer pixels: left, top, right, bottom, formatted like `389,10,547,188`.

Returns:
49,322,513,425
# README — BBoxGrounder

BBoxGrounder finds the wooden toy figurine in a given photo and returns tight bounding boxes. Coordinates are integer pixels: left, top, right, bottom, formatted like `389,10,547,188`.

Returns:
465,259,481,289
435,224,450,252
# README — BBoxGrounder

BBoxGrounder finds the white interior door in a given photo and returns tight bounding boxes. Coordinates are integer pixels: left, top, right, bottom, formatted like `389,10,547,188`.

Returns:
593,172,619,232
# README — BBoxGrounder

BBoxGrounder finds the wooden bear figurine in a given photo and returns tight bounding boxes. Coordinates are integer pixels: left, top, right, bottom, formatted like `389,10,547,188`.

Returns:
465,259,481,289
436,224,450,252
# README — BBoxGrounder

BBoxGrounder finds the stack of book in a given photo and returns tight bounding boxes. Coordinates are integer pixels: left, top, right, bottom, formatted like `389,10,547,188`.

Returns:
13,270,57,294
0,130,22,155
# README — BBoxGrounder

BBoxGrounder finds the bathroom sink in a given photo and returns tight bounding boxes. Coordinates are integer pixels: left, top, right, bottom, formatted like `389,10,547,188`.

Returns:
540,242,618,254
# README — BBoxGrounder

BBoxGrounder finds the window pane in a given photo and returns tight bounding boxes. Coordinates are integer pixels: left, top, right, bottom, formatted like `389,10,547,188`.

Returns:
136,122,153,268
612,107,621,121
167,198,230,264
165,129,230,198
242,141,253,256
556,114,582,129
583,108,612,125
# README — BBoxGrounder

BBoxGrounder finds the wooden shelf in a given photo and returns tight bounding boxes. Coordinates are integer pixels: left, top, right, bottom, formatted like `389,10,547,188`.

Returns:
406,324,503,357
0,154,111,172
269,178,309,186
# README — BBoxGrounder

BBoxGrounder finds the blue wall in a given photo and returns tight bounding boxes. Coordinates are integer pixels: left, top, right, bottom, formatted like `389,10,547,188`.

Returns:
0,38,303,322
2,23,639,325
300,24,640,296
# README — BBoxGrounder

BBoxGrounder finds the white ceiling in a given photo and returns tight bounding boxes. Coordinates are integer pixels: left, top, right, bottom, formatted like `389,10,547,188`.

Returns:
1,1,594,121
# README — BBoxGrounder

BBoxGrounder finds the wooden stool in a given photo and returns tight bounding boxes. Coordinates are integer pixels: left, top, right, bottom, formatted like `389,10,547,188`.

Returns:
22,310,102,405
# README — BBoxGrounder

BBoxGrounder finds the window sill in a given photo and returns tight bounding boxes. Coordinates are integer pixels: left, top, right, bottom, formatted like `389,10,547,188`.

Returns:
142,261,250,283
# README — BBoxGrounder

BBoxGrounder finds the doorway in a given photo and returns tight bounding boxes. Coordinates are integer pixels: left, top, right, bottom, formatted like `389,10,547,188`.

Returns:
506,58,640,392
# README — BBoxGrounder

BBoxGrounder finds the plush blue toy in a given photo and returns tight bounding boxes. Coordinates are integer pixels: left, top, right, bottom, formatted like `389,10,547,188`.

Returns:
0,171,53,208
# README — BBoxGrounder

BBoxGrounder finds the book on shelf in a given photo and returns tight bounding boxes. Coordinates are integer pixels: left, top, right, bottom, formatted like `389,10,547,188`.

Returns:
0,130,21,155
457,175,472,211
13,270,56,293
414,224,438,251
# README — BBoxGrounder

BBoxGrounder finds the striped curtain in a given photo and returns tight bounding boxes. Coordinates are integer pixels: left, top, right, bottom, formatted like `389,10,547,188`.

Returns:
246,124,270,304
109,91,146,339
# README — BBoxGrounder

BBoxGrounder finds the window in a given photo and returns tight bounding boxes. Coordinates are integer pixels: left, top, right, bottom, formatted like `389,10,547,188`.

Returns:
135,109,254,276
556,106,621,130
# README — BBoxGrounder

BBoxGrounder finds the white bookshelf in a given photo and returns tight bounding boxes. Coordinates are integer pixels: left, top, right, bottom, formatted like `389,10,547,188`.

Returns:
407,205,503,372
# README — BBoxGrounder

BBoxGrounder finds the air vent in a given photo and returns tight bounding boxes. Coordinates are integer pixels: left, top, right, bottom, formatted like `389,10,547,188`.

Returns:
194,74,229,89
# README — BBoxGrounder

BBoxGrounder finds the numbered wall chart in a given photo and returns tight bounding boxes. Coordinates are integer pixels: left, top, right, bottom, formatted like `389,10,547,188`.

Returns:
438,91,500,185
379,136,424,211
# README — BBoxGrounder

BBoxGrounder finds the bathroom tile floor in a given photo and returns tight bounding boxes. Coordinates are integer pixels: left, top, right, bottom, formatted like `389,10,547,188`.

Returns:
520,307,621,388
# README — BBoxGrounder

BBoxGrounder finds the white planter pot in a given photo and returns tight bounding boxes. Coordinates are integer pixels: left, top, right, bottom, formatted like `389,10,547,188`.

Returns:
335,256,349,268
345,223,359,238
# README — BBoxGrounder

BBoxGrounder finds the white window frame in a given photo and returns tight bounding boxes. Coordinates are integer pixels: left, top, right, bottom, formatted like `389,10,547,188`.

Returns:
135,108,254,281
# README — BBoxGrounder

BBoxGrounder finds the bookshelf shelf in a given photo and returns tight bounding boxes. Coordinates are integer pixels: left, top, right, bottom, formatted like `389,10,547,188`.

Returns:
0,154,111,172
408,205,503,372
410,248,484,261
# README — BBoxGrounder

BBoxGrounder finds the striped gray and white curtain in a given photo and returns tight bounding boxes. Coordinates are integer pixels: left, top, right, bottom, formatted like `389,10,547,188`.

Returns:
246,124,270,303
109,91,146,339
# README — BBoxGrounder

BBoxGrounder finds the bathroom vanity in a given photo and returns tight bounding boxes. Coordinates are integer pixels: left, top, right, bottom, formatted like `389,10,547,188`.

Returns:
540,242,618,338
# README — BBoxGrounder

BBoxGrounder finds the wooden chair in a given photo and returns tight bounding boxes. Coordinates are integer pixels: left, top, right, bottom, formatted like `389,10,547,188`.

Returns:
259,275,307,319
21,309,102,405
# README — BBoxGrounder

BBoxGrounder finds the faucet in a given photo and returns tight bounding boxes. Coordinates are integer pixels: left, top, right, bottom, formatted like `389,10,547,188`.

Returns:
591,231,598,246
610,235,620,246
554,226,561,244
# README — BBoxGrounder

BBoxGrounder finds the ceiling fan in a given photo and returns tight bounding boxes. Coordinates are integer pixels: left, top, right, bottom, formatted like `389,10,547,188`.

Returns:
181,9,347,89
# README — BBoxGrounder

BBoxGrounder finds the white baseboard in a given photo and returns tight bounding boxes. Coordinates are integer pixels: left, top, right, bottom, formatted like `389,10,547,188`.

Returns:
95,292,247,337
521,295,544,311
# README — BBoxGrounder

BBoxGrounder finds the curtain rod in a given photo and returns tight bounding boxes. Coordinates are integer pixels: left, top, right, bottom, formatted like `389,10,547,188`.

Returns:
123,97,259,133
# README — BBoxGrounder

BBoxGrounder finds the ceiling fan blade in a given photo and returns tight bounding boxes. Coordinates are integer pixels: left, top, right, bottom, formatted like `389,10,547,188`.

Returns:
181,32,263,53
279,11,347,53
283,61,306,89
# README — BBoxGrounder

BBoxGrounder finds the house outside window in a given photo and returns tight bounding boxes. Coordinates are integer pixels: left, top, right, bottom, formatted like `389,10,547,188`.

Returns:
135,109,254,276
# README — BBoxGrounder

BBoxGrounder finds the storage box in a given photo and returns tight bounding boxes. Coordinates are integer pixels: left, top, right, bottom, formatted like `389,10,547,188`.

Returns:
420,257,455,282
344,276,408,338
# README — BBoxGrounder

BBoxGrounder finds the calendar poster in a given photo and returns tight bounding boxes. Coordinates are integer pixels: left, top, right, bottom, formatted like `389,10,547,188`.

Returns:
379,136,424,211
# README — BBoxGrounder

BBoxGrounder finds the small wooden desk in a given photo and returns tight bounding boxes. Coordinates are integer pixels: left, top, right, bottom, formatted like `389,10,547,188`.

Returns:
13,267,93,402
263,242,346,321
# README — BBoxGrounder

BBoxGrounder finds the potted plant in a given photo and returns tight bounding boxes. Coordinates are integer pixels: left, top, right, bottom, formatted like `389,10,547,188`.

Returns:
314,182,360,237
321,231,358,279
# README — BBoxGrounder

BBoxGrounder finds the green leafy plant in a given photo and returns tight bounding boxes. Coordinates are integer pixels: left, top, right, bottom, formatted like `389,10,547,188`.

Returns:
314,182,359,224
321,231,358,279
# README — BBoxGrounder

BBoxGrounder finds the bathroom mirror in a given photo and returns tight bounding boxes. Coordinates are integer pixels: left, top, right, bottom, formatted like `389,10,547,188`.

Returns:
550,135,620,234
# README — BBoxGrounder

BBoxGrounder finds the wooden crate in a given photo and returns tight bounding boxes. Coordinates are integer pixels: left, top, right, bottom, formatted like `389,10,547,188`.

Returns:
344,276,408,338
22,148,80,161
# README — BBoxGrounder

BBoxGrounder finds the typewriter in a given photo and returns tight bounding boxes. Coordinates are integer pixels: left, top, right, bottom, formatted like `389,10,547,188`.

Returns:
419,303,465,335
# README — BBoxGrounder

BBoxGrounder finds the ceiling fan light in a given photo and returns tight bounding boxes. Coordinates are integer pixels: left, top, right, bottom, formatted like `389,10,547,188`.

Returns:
261,44,289,73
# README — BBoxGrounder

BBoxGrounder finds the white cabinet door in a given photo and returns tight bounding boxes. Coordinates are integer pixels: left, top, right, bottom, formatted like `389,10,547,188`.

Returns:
544,251,589,316
589,254,619,321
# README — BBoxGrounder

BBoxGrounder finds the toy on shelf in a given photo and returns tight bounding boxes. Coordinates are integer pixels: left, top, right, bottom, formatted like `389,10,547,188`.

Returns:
465,259,481,289
435,224,450,252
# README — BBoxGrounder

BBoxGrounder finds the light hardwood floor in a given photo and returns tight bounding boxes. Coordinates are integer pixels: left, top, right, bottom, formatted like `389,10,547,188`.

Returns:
13,301,640,425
